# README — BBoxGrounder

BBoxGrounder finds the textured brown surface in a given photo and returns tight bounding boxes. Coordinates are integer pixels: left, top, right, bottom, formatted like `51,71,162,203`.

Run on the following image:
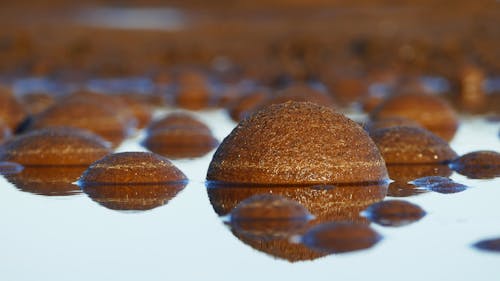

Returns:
144,128,219,159
371,126,458,164
5,166,86,196
82,183,185,211
79,152,187,185
449,150,500,179
0,87,27,131
30,99,130,146
208,101,388,184
207,183,387,221
364,200,426,226
0,127,112,165
370,93,459,141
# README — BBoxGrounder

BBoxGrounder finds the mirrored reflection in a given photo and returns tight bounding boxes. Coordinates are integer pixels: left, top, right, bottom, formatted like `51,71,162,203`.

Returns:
227,194,322,262
386,164,453,197
81,182,186,211
4,166,86,196
301,222,382,254
410,176,468,194
208,183,388,222
207,182,388,261
0,161,24,175
473,237,500,253
449,151,500,179
362,200,426,227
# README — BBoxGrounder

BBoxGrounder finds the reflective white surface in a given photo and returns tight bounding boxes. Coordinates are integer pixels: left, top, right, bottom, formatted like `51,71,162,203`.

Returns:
0,109,499,281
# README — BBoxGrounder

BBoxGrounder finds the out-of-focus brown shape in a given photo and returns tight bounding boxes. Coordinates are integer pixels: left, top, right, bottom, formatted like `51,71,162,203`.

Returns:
228,91,269,122
363,199,426,227
364,117,423,134
82,182,186,211
0,86,27,131
18,92,57,115
370,93,459,141
474,237,500,253
301,222,381,254
30,98,131,147
144,128,219,159
0,119,12,144
459,64,486,113
116,94,154,129
229,194,312,239
175,70,213,110
449,151,500,179
4,166,86,196
144,112,219,159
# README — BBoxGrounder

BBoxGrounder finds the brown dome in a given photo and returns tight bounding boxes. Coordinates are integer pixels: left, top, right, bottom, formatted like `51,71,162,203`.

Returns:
79,152,186,185
370,126,458,164
207,101,388,184
370,93,459,141
0,127,112,166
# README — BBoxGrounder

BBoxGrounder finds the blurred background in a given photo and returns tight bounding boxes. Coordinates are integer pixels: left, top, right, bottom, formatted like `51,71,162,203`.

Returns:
0,0,499,112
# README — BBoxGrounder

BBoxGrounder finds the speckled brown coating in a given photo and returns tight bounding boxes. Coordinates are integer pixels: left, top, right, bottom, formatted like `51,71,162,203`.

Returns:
82,183,185,211
207,101,388,184
30,99,130,146
0,87,27,130
144,128,219,159
371,126,458,164
264,83,336,108
0,127,112,166
79,152,186,185
370,93,459,141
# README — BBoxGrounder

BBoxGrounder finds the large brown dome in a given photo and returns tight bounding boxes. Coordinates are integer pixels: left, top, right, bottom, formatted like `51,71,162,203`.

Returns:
207,101,388,184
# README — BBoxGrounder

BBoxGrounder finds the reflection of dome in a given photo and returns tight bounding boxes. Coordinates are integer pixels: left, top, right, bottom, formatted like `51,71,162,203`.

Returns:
230,226,326,262
82,183,186,211
4,166,86,196
208,183,387,222
208,183,387,261
302,222,381,254
386,164,452,197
